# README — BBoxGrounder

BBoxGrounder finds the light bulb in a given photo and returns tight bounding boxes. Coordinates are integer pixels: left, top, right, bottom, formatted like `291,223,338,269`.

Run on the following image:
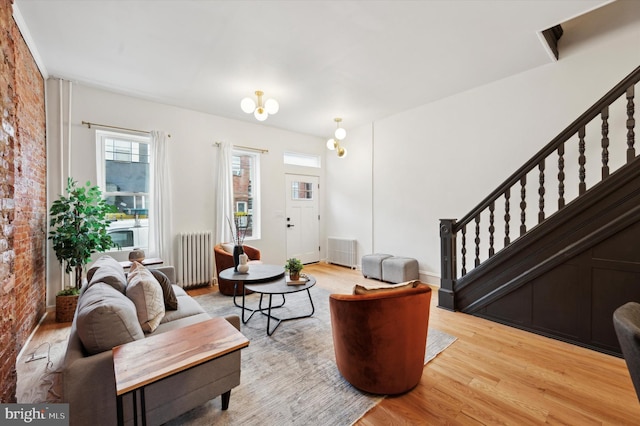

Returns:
254,107,268,121
334,127,346,141
265,98,279,115
337,146,347,158
241,97,256,114
326,138,337,150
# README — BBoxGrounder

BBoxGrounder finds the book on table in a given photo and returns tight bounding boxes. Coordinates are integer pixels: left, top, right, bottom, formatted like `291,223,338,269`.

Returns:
286,276,308,286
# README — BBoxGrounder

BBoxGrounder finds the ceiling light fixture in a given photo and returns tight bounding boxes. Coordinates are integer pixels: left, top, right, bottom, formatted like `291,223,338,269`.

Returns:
241,90,279,122
326,118,348,158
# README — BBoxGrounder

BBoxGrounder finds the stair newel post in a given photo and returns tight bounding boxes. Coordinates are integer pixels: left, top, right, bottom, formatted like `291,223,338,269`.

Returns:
627,85,635,163
439,219,457,311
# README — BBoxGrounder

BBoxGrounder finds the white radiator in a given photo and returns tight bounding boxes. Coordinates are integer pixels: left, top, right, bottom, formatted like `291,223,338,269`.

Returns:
178,231,213,288
327,237,357,269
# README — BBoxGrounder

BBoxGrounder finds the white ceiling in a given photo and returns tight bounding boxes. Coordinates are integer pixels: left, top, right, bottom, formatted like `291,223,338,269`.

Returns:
14,0,612,138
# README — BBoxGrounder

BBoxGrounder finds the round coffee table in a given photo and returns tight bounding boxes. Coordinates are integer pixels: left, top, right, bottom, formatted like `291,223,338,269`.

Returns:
218,264,285,307
220,265,316,335
244,274,316,336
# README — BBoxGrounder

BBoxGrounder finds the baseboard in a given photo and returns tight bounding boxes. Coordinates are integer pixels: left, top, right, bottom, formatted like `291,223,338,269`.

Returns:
16,310,50,362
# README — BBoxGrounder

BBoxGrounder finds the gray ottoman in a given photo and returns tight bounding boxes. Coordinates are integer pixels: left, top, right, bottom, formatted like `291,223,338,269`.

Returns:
382,257,419,283
362,253,392,280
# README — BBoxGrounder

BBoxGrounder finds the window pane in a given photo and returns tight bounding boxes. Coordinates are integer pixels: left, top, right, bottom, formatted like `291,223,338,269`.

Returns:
284,151,321,168
292,181,313,200
99,131,151,250
232,150,259,240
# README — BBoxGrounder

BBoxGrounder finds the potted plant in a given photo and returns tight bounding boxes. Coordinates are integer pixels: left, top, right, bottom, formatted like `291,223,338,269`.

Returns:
284,258,304,281
49,178,115,321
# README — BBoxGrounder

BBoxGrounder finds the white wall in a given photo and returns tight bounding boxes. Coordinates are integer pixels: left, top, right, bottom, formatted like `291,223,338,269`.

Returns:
324,1,640,284
46,83,325,306
324,124,374,264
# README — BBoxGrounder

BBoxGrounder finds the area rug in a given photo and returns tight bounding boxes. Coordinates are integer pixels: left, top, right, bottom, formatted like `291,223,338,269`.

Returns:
165,286,457,426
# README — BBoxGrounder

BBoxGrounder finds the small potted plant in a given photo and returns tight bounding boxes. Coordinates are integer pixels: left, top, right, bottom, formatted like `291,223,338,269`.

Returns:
284,258,304,281
49,178,115,321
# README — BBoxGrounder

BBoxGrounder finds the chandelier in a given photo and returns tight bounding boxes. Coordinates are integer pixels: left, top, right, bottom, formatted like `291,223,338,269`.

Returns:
326,118,347,158
240,90,279,121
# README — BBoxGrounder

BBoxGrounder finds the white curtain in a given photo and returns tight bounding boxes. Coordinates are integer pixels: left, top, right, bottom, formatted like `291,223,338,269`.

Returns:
215,141,234,244
150,130,173,263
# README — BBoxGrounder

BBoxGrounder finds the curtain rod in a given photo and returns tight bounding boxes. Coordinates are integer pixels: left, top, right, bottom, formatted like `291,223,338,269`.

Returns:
82,121,171,138
214,141,268,154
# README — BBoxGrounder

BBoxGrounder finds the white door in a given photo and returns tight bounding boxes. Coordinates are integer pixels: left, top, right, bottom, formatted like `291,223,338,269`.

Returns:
285,174,320,264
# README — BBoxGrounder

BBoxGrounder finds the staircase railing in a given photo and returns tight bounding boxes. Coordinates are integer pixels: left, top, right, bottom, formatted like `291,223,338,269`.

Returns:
439,65,640,310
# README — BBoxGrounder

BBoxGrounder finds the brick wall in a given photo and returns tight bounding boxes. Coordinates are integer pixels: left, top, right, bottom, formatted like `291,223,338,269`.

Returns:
0,0,47,402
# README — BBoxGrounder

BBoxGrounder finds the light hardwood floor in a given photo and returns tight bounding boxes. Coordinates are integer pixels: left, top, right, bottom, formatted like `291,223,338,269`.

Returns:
17,263,640,424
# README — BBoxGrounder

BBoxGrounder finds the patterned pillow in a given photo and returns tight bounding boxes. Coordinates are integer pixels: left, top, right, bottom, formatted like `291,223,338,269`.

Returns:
353,280,419,295
126,262,165,333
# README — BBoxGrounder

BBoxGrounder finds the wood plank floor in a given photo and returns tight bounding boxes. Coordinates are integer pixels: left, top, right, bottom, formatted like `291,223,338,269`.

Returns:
17,263,640,424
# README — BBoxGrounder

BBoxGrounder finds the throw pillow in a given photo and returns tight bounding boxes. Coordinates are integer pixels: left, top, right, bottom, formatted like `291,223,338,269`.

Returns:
86,255,127,293
221,243,235,254
150,269,178,310
353,280,419,295
76,283,145,355
126,262,165,333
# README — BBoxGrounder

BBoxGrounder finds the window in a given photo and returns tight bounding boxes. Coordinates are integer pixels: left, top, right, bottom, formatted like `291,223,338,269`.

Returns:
284,151,321,168
97,130,151,250
232,149,260,240
291,181,314,200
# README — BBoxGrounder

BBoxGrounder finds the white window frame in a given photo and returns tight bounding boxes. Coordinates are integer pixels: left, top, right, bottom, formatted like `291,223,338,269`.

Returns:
232,149,261,240
96,130,153,251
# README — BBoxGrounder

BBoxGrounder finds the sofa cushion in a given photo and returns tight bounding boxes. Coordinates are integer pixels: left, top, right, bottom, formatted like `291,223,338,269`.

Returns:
126,262,165,333
76,283,144,355
160,293,207,324
86,255,127,293
353,280,419,295
150,269,178,310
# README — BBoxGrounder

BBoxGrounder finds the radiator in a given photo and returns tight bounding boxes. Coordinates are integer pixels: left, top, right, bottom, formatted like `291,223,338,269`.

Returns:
178,231,213,288
327,237,357,269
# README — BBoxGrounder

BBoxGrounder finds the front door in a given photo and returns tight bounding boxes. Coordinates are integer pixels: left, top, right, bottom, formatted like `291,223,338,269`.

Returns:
285,174,320,264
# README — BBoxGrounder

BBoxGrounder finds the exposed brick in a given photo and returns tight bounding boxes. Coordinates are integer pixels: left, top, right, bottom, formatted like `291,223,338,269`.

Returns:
0,0,46,402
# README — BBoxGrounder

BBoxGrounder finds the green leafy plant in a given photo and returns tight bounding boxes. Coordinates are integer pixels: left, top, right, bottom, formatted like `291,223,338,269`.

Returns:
57,287,80,296
284,258,304,275
49,178,115,292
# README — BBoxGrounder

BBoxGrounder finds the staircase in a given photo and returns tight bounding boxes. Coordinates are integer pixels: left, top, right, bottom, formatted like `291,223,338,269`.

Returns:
439,66,640,356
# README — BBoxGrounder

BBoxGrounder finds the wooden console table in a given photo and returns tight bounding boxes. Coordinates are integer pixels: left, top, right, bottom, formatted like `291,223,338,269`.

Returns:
113,317,249,425
118,257,164,269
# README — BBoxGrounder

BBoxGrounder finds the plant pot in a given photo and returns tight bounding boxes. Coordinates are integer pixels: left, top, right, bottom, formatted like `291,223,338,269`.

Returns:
56,294,79,323
290,272,300,281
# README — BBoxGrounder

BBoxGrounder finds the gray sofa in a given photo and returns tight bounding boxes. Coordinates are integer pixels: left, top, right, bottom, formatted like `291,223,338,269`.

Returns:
63,256,243,426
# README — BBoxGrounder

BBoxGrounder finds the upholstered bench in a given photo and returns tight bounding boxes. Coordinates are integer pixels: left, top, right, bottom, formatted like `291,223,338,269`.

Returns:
382,256,419,283
362,253,392,280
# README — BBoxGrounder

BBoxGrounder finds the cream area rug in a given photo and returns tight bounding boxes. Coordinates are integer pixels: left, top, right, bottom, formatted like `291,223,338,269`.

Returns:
165,286,457,426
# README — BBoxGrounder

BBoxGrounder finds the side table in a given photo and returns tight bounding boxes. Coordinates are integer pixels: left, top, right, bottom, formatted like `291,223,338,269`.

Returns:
113,317,249,425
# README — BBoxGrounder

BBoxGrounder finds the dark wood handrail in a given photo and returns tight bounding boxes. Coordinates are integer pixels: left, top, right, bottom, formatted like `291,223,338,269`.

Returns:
455,65,640,230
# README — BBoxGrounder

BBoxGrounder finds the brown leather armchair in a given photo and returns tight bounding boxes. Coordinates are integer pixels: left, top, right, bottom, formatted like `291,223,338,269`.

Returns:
214,243,261,296
329,283,432,395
